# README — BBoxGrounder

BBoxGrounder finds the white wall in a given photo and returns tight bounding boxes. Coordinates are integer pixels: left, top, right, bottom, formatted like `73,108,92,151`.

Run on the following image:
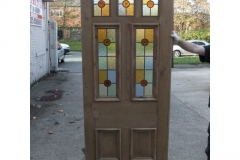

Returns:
30,2,49,85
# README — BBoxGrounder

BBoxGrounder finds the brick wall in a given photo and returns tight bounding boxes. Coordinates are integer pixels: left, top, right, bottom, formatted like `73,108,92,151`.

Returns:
30,1,49,85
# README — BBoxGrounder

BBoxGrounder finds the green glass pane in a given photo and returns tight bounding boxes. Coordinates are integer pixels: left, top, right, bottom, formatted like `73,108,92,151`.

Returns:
99,43,107,56
99,84,107,96
108,57,116,69
107,29,115,42
136,43,144,56
99,57,107,69
144,84,152,96
108,43,116,56
145,70,153,82
94,5,101,16
145,43,153,56
136,57,144,69
108,84,116,96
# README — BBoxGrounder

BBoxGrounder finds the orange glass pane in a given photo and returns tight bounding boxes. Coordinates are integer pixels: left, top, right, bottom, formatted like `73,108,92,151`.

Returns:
99,70,107,83
147,1,154,8
102,4,109,16
122,0,130,8
141,80,148,86
136,70,144,83
98,0,105,8
141,39,149,46
98,29,106,42
103,39,111,46
104,80,111,87
145,29,154,42
126,4,134,15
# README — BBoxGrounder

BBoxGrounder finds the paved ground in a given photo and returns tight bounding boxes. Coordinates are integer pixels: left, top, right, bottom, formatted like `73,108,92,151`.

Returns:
30,52,210,160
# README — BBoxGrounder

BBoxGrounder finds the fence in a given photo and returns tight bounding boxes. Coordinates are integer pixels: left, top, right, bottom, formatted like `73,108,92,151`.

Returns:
58,27,82,41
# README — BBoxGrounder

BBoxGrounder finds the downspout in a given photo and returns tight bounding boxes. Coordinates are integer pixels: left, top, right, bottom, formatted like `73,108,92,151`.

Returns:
45,2,50,74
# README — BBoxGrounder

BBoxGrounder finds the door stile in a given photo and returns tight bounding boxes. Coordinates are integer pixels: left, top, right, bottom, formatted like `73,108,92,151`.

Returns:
156,0,173,159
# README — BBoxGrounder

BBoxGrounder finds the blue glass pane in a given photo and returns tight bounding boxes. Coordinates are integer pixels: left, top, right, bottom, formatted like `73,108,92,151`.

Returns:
108,70,116,83
136,84,143,96
145,57,153,69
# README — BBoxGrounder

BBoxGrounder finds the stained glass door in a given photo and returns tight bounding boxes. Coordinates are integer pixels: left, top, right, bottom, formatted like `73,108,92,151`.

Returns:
82,0,173,159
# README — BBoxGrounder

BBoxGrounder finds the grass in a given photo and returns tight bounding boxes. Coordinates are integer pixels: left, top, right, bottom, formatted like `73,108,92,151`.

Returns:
59,40,82,51
58,40,204,65
173,56,205,64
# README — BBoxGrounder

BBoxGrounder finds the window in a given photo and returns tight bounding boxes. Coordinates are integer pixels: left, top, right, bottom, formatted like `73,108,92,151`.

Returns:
50,10,63,17
197,42,205,46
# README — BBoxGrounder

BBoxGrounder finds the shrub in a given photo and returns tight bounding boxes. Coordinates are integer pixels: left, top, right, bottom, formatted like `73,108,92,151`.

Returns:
179,29,210,42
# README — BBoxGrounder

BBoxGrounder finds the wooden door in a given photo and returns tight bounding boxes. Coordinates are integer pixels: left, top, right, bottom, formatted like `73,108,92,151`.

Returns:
81,0,173,159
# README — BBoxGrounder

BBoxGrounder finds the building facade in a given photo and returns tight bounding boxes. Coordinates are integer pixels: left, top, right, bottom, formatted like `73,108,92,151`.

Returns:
30,0,52,85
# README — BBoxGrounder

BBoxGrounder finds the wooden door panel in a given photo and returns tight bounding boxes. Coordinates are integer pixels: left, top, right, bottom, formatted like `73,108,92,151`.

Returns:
96,129,121,160
131,128,157,160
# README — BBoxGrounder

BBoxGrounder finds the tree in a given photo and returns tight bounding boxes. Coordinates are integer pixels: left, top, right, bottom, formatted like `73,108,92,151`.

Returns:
173,0,210,33
49,0,81,29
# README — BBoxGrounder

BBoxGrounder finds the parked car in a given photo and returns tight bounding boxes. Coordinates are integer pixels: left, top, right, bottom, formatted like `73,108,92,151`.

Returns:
173,40,210,57
60,43,70,55
57,42,65,63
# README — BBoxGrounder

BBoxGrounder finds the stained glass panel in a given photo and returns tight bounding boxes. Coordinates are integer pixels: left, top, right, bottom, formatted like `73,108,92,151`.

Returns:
135,29,154,97
142,0,158,16
118,0,134,16
98,28,117,97
94,0,110,16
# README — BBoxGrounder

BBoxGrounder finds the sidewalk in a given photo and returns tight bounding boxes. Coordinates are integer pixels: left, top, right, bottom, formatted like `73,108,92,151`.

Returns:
30,71,85,160
30,60,209,160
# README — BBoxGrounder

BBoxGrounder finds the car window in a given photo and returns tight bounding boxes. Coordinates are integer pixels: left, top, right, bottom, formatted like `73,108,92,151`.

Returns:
197,42,205,46
191,42,198,45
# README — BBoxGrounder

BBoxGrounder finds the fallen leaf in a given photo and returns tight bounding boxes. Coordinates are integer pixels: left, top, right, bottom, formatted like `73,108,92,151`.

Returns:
33,116,37,119
49,131,53,134
58,110,63,113
55,122,60,125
